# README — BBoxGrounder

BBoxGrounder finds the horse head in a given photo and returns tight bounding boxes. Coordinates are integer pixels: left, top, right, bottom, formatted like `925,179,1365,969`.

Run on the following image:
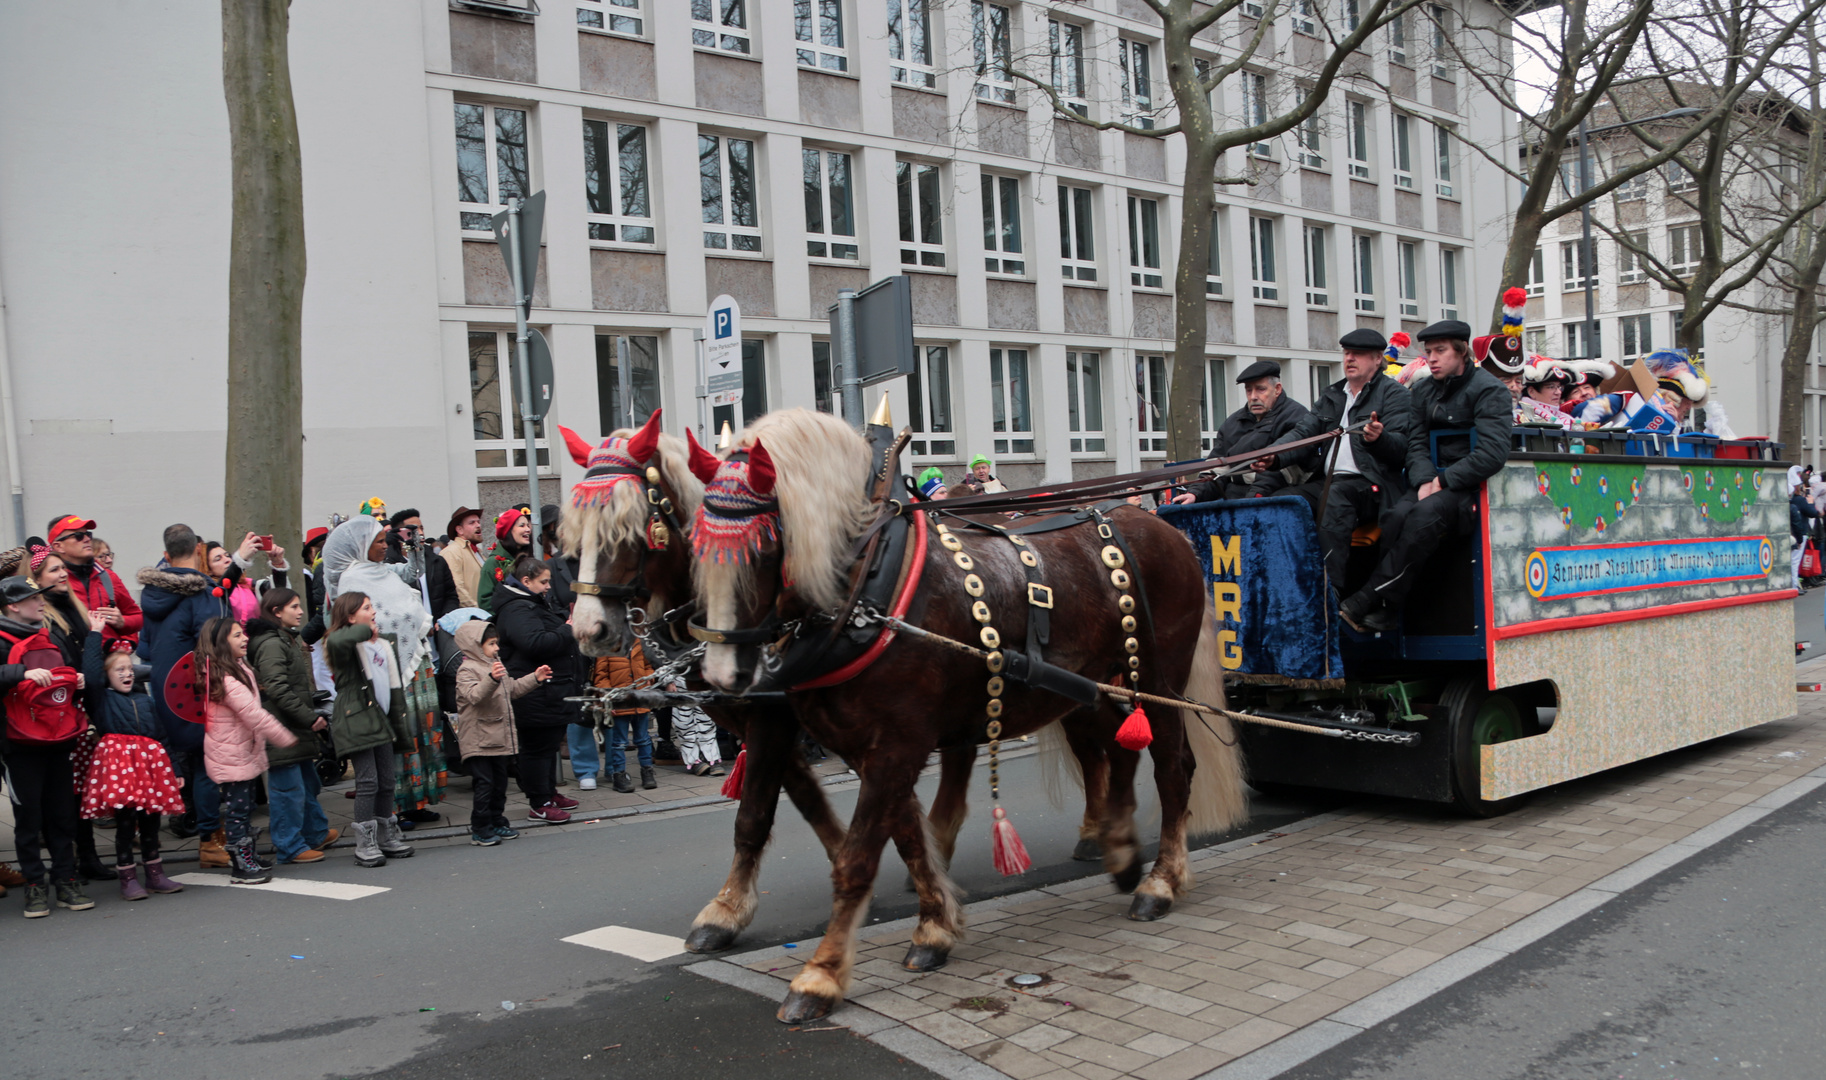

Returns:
690,410,874,691
559,410,706,657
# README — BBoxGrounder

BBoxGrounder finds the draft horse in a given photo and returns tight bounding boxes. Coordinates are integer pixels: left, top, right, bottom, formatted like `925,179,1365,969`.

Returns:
691,408,1248,1023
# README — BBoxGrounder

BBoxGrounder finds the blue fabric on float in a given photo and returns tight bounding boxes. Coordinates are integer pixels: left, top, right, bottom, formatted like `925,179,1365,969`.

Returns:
1159,496,1342,683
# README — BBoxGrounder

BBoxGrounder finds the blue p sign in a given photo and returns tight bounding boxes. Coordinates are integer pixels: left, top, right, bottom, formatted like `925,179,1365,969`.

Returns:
714,308,733,340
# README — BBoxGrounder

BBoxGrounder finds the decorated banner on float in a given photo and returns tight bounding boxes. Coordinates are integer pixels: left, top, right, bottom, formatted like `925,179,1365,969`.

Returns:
1487,458,1788,631
1159,497,1343,684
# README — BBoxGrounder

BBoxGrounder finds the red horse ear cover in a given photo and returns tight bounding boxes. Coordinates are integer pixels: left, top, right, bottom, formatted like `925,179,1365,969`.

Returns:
558,425,594,468
747,440,777,496
685,427,721,483
625,409,663,463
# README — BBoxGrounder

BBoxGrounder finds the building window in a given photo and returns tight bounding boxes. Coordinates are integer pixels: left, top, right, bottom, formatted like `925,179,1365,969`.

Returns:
812,340,835,413
577,0,642,36
1251,217,1279,301
1199,357,1231,449
583,119,654,245
1066,350,1106,453
906,345,956,457
1346,101,1372,180
1391,114,1414,189
1620,314,1653,358
699,135,761,253
712,339,769,432
595,333,662,432
1241,72,1271,156
972,1,1015,104
982,172,1025,275
1561,241,1593,291
1667,160,1697,194
1672,310,1704,359
1059,184,1097,282
1293,0,1317,35
1128,195,1163,289
1049,20,1087,116
1525,247,1546,297
1119,39,1155,129
1429,3,1452,79
1310,361,1338,402
1397,240,1419,317
469,329,548,473
691,0,751,54
1434,124,1454,197
1352,233,1376,312
1243,0,1265,18
1297,114,1326,169
1304,225,1330,307
1207,212,1225,296
1668,224,1700,276
1439,247,1459,320
989,347,1034,455
1616,168,1650,202
1566,320,1600,360
1524,327,1547,356
455,102,530,234
803,148,857,260
1617,231,1648,284
794,0,847,71
888,0,936,87
897,161,946,267
1137,354,1168,454
1389,10,1407,63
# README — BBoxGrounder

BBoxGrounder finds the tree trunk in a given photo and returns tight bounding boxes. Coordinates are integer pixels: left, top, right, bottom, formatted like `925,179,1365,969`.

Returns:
222,0,305,562
1778,282,1820,452
1169,143,1220,463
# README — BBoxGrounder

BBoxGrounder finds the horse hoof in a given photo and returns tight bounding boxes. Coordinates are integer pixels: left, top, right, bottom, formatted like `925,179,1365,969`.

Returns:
684,924,740,954
1127,893,1173,921
1111,862,1143,894
903,944,950,972
1072,838,1102,861
777,989,837,1024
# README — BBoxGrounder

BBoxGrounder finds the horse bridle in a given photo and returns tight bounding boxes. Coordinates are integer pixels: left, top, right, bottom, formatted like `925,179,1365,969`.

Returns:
685,449,791,647
571,458,690,616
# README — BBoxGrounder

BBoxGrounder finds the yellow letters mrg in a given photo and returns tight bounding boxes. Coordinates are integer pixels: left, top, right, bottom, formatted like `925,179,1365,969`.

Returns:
1211,535,1244,670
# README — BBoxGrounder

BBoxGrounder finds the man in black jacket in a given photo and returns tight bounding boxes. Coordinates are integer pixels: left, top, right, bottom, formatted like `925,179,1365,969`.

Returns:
1173,360,1311,503
1340,320,1514,633
1259,329,1413,590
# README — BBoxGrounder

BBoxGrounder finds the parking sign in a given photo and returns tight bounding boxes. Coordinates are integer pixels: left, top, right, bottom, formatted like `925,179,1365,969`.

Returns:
704,295,743,406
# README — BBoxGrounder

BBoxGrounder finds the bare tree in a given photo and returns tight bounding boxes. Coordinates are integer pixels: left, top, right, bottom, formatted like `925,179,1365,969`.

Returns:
222,0,305,556
1450,0,1822,331
1009,0,1420,461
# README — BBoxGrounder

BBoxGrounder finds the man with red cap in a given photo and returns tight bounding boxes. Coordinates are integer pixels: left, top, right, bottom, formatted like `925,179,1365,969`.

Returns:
48,515,141,652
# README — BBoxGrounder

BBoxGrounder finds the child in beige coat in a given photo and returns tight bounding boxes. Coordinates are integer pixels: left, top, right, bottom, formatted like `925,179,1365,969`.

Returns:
453,620,547,845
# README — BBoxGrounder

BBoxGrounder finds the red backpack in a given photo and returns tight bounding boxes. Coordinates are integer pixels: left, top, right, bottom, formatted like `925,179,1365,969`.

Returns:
3,627,86,745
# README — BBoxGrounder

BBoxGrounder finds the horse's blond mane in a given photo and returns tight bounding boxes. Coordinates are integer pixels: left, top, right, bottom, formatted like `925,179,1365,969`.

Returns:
714,409,873,612
560,430,704,564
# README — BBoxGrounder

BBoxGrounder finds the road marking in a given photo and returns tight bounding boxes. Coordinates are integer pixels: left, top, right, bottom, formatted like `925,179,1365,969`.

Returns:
171,873,390,900
563,925,686,962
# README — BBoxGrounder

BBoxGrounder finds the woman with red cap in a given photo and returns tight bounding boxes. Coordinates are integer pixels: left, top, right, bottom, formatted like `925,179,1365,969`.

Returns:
477,505,533,615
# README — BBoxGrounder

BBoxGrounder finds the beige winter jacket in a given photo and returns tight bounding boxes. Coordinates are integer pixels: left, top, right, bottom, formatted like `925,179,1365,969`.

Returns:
452,621,541,758
441,539,484,610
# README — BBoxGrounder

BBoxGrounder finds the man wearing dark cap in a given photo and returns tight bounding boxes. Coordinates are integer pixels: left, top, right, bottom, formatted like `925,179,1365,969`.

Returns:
1339,319,1513,633
1172,359,1311,503
1259,329,1413,589
539,505,578,609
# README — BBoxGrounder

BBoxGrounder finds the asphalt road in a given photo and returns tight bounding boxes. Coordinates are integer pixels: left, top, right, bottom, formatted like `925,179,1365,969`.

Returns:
1284,782,1826,1080
0,750,1333,1080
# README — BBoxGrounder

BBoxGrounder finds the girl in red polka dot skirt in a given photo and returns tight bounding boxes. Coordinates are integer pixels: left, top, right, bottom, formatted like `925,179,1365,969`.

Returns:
79,611,186,900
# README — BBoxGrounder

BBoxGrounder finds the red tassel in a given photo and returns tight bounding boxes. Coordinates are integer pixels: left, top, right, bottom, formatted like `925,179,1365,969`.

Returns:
991,806,1032,875
719,748,747,800
1115,707,1153,751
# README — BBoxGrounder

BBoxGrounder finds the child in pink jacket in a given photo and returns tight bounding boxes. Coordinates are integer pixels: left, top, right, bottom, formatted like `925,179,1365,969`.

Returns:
196,617,297,883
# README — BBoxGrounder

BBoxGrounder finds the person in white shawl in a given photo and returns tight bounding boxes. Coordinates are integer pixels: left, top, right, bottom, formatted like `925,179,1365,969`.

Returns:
321,518,448,819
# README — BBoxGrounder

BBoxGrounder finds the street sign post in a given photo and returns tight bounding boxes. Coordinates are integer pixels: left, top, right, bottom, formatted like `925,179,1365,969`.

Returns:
492,192,548,510
828,275,915,427
703,294,744,411
523,328,554,422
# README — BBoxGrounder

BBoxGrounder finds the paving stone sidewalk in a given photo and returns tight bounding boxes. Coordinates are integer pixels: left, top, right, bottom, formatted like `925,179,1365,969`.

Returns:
721,673,1826,1080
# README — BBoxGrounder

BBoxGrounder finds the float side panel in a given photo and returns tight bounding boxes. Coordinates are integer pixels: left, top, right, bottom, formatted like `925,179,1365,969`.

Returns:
1483,600,1794,800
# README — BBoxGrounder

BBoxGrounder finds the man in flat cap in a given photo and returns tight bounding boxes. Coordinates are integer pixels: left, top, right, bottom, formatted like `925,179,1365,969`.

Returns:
1257,328,1413,590
1339,319,1513,633
1172,359,1311,503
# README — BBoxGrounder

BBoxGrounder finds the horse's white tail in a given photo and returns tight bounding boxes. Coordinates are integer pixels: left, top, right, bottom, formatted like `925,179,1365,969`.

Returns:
1037,720,1082,810
1183,600,1249,837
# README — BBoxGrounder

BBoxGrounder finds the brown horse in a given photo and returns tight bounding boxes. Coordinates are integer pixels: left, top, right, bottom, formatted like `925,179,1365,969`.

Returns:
692,409,1248,1023
558,413,1044,955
